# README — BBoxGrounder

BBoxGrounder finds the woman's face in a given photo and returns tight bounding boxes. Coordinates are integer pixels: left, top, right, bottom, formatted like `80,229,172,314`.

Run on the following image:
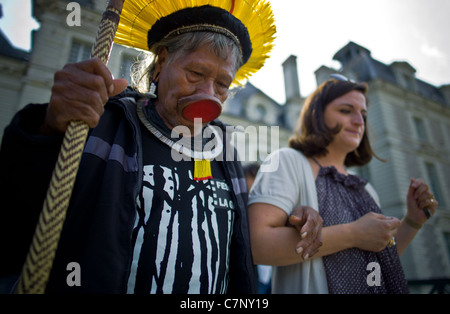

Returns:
323,90,367,154
153,43,236,133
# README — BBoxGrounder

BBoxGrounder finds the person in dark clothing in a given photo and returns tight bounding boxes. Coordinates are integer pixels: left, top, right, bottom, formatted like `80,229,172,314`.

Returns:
0,1,323,294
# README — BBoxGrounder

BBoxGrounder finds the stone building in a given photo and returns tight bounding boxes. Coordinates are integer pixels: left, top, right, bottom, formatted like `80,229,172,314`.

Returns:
1,0,449,292
225,42,450,292
0,0,144,141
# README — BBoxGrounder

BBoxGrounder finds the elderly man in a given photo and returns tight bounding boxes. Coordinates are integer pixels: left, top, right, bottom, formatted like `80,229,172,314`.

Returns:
0,1,322,294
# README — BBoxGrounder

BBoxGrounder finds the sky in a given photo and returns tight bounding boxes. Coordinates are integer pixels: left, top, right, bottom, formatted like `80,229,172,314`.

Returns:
0,0,449,104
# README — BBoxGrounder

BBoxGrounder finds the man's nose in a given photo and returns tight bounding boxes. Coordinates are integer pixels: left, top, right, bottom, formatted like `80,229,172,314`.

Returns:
196,79,216,97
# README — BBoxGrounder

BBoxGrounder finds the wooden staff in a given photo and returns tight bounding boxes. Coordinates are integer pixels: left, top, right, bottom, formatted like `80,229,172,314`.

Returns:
16,0,125,294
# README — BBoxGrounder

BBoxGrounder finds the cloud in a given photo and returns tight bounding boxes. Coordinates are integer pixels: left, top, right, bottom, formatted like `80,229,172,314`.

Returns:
0,1,39,50
420,43,449,70
420,43,446,60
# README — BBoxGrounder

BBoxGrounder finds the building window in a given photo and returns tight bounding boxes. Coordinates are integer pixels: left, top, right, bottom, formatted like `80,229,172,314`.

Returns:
403,74,415,91
413,117,427,141
425,162,445,210
255,103,267,121
68,40,91,63
444,233,450,260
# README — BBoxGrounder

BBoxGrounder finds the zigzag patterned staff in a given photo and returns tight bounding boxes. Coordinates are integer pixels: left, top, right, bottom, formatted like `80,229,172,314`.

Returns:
16,0,125,294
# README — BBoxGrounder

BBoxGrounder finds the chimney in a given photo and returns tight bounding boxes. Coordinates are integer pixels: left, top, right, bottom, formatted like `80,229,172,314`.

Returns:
282,55,301,103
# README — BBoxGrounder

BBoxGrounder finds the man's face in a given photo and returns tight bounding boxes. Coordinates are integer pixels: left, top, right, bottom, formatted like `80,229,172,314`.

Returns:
154,43,236,134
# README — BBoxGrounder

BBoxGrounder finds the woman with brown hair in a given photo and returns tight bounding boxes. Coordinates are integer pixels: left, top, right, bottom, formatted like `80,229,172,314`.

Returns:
248,75,438,294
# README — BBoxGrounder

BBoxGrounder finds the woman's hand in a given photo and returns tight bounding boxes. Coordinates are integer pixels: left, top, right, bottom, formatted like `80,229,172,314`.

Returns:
349,212,401,252
406,178,438,226
394,178,438,256
41,58,128,135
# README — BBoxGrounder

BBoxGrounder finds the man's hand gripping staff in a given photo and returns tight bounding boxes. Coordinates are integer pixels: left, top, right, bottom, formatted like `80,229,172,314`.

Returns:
16,0,126,294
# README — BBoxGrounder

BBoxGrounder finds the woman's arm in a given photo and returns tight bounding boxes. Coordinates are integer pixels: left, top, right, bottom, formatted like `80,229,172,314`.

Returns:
320,212,401,256
249,202,306,266
249,203,401,266
396,178,438,256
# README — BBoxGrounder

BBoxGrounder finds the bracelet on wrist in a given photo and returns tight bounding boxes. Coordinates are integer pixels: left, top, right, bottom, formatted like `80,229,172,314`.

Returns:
404,216,422,230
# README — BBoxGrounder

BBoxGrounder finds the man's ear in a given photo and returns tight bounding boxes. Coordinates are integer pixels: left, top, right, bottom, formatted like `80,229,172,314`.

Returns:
154,47,168,81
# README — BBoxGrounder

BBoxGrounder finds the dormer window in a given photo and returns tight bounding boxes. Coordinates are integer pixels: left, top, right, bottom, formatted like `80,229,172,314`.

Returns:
413,116,427,141
403,73,415,91
390,61,417,92
255,103,267,121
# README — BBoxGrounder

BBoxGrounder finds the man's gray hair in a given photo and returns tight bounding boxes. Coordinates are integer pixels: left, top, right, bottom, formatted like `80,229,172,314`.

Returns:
131,32,243,93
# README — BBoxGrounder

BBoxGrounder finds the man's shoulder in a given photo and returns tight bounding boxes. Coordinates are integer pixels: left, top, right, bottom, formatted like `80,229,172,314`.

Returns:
109,87,143,102
105,87,144,116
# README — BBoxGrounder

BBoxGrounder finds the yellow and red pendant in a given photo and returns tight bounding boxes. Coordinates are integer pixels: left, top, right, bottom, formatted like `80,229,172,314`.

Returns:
194,159,212,181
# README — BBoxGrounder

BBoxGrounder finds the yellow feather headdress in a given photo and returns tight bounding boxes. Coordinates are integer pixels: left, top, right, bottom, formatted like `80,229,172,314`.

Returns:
114,0,276,86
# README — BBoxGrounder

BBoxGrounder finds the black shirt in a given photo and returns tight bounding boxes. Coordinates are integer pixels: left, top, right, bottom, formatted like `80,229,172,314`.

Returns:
127,104,235,294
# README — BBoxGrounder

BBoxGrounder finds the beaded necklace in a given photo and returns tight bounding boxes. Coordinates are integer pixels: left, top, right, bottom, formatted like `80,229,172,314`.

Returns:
136,99,223,181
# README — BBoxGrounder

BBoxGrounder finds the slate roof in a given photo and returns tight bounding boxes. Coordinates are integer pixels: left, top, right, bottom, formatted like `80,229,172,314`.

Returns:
0,29,30,61
334,42,448,106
